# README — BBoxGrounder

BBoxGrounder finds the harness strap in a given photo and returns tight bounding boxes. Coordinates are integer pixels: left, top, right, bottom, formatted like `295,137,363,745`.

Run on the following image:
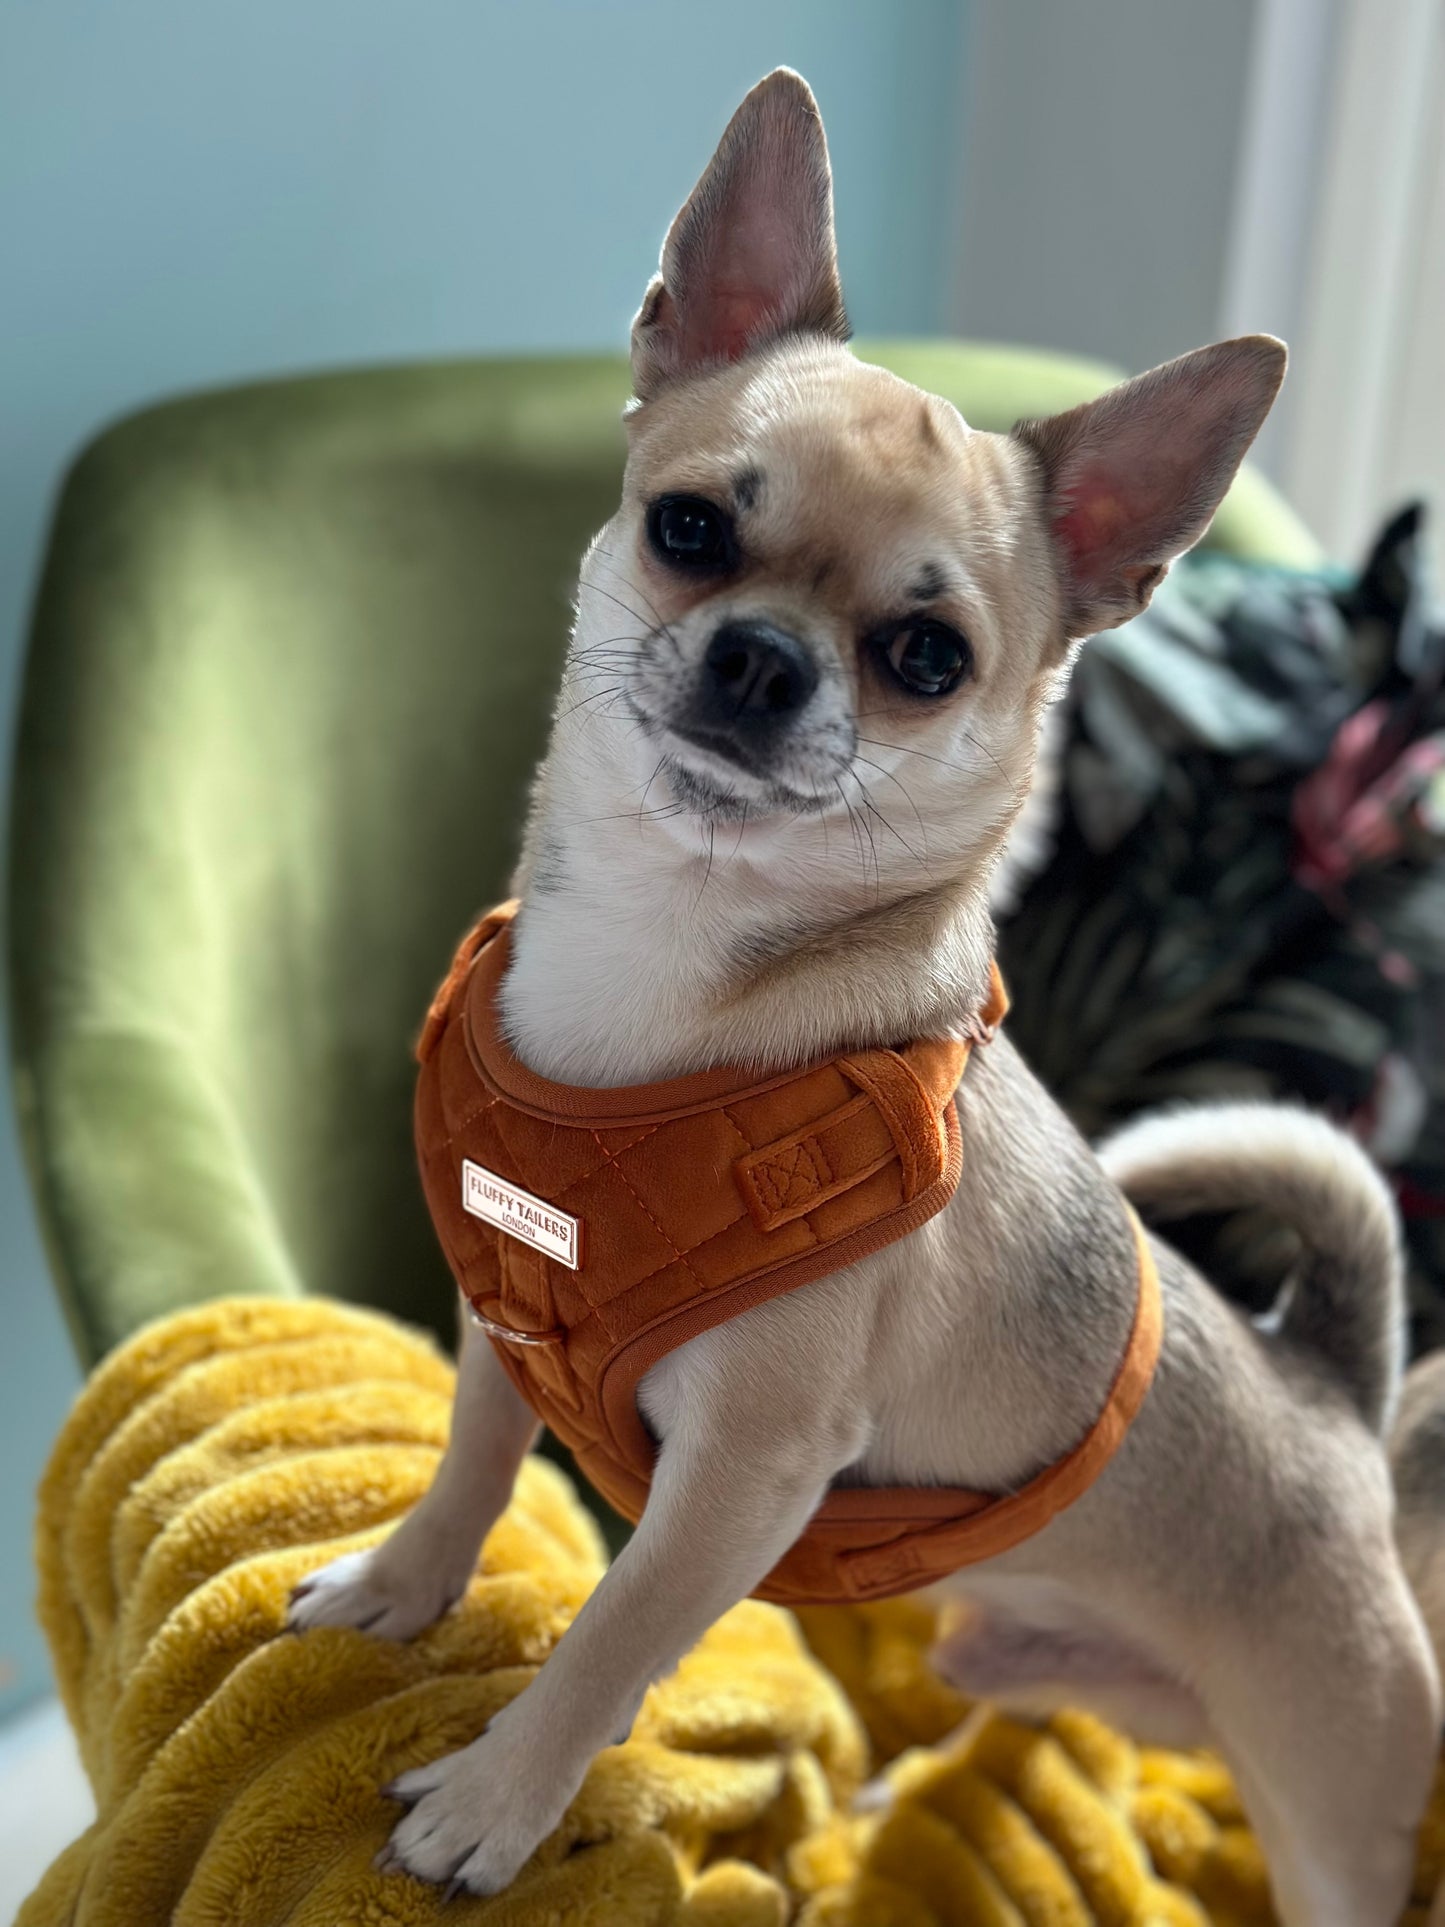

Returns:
834,1206,1164,1596
736,1062,947,1227
416,902,517,1066
423,904,1004,1259
732,985,1004,1230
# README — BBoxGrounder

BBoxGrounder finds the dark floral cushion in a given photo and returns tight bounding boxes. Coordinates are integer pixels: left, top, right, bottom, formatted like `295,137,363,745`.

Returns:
998,506,1445,1349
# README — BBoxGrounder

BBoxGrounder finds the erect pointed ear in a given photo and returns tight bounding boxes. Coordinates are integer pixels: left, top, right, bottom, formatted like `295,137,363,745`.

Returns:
630,69,849,400
1014,336,1287,639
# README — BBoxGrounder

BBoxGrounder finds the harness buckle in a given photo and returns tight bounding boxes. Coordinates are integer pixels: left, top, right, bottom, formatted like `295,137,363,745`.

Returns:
463,1297,566,1347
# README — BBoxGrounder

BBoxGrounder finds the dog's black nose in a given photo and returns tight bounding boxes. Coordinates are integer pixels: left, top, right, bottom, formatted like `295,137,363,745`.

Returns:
700,622,819,724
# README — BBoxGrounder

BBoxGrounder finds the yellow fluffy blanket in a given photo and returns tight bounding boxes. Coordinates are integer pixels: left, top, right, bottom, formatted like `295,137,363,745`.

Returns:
20,1298,1445,1925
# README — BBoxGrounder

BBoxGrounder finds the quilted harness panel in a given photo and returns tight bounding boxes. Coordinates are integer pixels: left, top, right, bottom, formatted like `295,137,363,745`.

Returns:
414,904,1160,1604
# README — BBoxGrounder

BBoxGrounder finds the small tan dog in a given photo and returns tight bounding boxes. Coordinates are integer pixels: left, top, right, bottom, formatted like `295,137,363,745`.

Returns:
290,72,1440,1922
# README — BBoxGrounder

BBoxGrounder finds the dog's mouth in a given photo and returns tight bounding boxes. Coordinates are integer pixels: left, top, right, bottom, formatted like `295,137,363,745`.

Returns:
658,750,831,822
640,714,840,822
667,720,773,780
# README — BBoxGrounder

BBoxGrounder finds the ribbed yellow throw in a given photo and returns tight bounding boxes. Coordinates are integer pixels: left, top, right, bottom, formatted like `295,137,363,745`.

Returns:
21,1297,1445,1924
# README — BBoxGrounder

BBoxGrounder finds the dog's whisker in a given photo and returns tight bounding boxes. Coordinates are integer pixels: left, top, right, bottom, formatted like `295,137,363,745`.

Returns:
583,580,683,661
588,549,672,635
959,730,1030,806
855,794,881,900
851,754,931,860
830,777,857,870
856,733,1027,807
835,772,881,897
729,803,749,865
557,684,622,722
636,757,668,832
851,775,929,872
854,734,982,780
690,816,718,912
564,658,641,683
853,779,922,865
809,783,832,862
565,801,688,827
567,654,640,675
832,776,879,901
569,636,648,660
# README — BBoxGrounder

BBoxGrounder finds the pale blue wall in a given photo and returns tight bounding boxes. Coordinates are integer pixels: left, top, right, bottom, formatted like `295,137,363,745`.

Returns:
0,0,968,1715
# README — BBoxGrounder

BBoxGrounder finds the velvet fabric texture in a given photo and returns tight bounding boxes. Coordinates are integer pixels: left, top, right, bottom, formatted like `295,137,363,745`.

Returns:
22,1295,1445,1924
7,346,1320,1372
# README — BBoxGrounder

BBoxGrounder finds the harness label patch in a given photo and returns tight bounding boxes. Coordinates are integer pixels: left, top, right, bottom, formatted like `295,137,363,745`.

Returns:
461,1159,581,1269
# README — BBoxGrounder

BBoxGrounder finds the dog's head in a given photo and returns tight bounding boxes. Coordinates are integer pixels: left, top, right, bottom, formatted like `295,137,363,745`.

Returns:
559,69,1284,903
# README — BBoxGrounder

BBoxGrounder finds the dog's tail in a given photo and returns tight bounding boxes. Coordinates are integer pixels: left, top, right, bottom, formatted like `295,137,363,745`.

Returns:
1097,1102,1404,1434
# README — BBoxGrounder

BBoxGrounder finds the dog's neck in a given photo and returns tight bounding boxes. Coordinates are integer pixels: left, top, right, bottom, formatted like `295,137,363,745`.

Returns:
498,756,1000,1089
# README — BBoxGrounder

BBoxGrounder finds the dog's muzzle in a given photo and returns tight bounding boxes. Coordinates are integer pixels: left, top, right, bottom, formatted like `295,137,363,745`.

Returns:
670,619,820,773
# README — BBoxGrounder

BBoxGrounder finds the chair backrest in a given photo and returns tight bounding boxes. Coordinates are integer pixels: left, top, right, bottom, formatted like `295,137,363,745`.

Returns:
7,345,1319,1362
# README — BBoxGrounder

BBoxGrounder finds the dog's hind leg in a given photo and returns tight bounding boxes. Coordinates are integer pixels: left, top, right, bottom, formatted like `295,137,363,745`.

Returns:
287,1306,539,1640
930,1598,1208,1749
1199,1545,1438,1927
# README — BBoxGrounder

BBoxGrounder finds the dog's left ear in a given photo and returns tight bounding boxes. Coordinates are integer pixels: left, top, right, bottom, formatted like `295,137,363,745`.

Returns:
630,69,849,400
1015,336,1287,639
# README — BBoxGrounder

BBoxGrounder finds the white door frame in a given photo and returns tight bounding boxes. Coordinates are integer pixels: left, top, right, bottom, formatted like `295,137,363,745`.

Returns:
1224,0,1445,555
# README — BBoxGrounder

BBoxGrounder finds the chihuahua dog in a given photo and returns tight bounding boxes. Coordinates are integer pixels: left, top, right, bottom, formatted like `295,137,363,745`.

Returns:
289,71,1440,1922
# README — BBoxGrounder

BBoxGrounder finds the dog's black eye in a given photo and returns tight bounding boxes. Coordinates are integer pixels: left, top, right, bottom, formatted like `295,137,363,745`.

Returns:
647,495,735,570
879,620,972,697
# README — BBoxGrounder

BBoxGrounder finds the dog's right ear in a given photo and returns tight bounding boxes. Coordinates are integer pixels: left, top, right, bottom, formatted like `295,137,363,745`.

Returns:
630,69,849,401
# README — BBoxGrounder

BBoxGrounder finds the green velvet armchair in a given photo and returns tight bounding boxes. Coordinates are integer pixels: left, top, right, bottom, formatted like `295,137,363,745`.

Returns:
7,344,1320,1368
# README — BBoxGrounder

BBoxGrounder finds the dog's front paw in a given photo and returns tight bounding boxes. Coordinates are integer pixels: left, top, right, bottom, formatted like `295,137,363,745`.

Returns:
286,1543,469,1641
382,1717,577,1897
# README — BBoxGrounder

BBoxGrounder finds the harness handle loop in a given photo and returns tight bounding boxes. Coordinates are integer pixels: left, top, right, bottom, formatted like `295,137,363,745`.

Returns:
735,1045,963,1233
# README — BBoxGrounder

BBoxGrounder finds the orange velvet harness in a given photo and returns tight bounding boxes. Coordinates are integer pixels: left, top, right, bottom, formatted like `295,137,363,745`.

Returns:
414,901,1163,1606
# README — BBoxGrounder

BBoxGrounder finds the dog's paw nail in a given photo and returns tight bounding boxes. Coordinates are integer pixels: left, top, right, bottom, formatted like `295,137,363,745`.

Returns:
443,1876,467,1903
388,1766,436,1801
374,1844,398,1874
